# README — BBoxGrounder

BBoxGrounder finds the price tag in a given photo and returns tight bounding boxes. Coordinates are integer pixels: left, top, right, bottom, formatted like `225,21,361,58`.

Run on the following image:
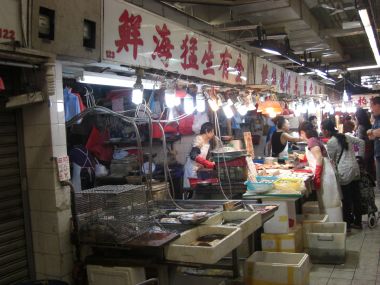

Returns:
56,156,70,182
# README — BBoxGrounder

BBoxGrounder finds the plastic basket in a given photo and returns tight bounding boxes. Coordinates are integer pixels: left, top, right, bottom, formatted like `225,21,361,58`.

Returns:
274,178,304,192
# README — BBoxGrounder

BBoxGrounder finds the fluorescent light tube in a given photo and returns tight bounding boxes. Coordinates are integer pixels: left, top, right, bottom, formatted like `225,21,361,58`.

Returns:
347,65,380,71
359,9,380,65
79,72,135,87
262,48,282,56
78,71,156,88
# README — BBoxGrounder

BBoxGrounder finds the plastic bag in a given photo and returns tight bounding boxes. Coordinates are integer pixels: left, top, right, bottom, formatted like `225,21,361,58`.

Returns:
192,112,209,134
85,126,113,162
179,114,194,135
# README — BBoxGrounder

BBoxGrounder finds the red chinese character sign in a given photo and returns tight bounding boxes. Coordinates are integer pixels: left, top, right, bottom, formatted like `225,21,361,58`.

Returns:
115,9,144,60
181,35,199,70
234,53,245,83
152,24,174,67
254,56,326,96
219,48,232,80
261,64,269,84
104,0,248,85
201,41,214,76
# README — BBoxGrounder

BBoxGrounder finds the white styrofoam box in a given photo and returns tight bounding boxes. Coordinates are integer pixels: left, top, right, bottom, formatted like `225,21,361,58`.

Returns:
165,225,242,264
203,211,262,239
301,214,329,248
87,265,145,285
302,201,320,214
263,200,296,234
304,222,346,264
261,225,303,253
302,214,329,224
245,251,310,285
325,206,343,222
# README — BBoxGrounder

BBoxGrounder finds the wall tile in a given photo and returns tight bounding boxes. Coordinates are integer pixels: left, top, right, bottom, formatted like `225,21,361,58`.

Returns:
58,231,73,254
30,211,42,232
43,254,61,276
52,145,67,158
34,252,45,275
23,102,52,126
55,187,71,211
26,168,59,190
51,123,67,147
24,124,52,147
39,190,58,212
25,146,54,169
39,211,59,234
57,209,72,234
29,190,41,211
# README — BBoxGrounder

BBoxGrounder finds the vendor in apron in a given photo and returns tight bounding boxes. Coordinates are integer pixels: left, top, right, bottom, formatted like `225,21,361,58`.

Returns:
270,116,303,157
299,121,343,222
183,122,215,190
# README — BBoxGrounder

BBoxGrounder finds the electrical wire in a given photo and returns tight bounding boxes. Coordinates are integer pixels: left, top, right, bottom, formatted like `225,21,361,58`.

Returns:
213,112,233,200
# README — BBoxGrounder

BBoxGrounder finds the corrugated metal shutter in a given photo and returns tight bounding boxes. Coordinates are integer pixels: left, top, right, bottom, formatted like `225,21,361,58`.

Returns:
0,111,30,285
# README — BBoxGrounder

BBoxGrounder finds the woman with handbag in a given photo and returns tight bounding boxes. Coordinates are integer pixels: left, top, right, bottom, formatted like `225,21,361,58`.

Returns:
299,122,343,222
321,119,365,230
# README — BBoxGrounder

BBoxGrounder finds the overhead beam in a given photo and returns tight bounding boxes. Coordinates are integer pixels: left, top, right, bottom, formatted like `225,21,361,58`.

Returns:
320,27,365,38
161,0,262,6
233,34,287,43
214,24,258,32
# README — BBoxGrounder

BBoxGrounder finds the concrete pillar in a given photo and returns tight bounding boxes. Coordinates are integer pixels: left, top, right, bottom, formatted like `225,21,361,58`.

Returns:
23,61,73,283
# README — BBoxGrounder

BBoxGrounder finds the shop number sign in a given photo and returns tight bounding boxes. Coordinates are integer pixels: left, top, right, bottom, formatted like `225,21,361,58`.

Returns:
0,28,16,40
0,0,21,44
103,0,248,85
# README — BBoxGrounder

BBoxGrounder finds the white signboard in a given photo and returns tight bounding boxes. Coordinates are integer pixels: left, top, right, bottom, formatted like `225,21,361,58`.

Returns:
0,0,22,44
103,0,248,85
351,94,378,108
255,56,325,96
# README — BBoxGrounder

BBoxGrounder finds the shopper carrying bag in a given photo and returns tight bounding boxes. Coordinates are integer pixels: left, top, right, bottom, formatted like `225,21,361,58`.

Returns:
321,119,365,230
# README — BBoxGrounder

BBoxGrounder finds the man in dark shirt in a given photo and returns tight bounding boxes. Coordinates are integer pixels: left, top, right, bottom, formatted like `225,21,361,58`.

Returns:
367,96,380,191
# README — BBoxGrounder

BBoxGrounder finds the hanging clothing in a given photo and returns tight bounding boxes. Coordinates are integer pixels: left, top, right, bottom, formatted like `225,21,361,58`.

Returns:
73,93,86,111
183,135,210,188
271,131,287,157
64,88,81,122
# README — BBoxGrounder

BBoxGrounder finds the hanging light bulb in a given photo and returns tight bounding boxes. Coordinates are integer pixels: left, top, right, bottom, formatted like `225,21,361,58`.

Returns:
196,93,206,113
132,76,144,105
174,96,181,107
165,88,176,108
341,102,347,113
227,98,234,106
184,94,195,114
301,102,307,114
168,108,174,120
235,102,248,116
343,90,349,102
269,111,276,118
308,100,316,114
329,106,335,115
208,98,219,111
222,103,234,119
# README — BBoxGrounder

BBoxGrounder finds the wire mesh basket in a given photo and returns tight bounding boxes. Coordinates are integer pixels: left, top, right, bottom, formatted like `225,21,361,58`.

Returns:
74,185,154,246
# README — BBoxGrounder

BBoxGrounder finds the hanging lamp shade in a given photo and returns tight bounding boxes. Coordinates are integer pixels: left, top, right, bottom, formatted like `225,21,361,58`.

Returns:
258,100,283,115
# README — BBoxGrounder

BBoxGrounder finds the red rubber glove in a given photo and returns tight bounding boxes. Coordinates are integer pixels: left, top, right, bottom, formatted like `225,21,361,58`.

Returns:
195,156,215,169
314,164,323,190
299,155,308,163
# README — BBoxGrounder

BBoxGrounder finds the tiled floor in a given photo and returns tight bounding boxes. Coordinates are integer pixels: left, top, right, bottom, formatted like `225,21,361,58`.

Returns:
310,194,380,285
